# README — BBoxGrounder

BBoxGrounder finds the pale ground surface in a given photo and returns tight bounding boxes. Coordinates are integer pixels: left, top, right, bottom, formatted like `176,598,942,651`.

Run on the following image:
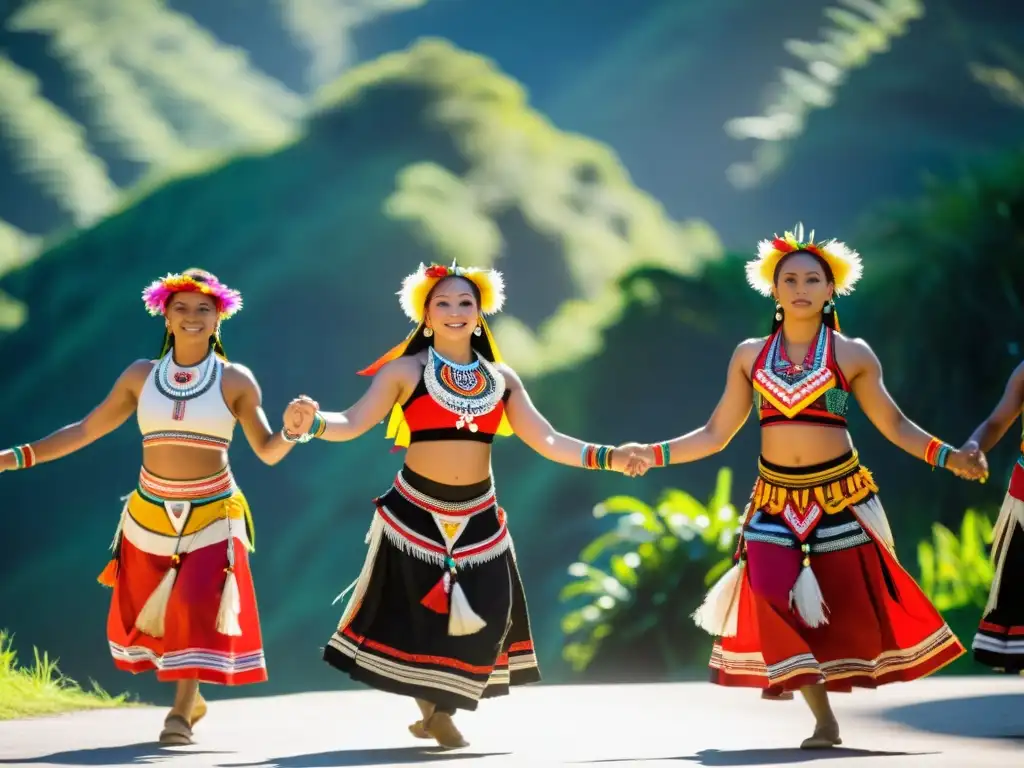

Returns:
0,677,1020,767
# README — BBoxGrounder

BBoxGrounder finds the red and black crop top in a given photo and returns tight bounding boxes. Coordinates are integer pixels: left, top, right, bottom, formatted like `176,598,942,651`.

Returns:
752,325,850,428
400,348,511,444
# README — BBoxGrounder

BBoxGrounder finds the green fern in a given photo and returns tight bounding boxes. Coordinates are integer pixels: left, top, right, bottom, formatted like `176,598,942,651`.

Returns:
916,508,995,613
725,0,925,189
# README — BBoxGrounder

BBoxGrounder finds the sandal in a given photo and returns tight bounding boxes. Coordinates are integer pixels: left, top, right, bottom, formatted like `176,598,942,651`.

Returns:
800,721,842,749
159,714,194,746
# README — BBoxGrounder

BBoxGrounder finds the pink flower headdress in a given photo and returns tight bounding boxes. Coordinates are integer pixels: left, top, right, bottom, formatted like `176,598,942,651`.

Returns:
142,270,243,320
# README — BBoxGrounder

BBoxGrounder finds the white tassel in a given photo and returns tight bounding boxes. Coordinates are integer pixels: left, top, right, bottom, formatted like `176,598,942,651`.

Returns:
691,562,743,637
447,582,486,636
135,563,179,638
216,569,243,636
853,498,896,555
790,562,829,628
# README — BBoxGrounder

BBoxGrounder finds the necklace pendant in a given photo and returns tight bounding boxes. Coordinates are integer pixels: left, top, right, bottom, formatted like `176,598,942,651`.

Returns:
468,422,479,433
172,399,186,421
455,417,466,430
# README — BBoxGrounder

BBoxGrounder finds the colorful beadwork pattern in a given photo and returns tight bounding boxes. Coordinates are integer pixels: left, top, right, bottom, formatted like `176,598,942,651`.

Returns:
423,347,505,432
753,325,837,419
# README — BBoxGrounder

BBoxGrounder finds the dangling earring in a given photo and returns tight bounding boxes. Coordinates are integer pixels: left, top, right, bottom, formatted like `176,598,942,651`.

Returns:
473,325,482,337
823,300,833,314
774,303,783,322
423,326,433,338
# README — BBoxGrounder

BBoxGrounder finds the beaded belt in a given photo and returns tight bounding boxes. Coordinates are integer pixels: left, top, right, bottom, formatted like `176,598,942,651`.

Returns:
138,466,236,504
752,451,876,541
376,472,509,569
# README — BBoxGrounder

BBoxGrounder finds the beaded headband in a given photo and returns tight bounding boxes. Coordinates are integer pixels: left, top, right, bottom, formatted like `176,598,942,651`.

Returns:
142,272,243,320
745,224,863,297
399,261,505,324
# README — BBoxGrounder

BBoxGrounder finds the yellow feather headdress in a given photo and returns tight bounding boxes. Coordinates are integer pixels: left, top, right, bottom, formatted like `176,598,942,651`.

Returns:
399,261,505,324
745,224,863,297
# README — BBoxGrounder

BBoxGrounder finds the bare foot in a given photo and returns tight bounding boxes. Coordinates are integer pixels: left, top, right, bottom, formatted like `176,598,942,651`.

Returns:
800,719,842,749
761,689,794,701
425,711,469,749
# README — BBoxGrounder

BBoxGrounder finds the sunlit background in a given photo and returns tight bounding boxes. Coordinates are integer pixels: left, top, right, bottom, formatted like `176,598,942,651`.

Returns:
1,0,1022,706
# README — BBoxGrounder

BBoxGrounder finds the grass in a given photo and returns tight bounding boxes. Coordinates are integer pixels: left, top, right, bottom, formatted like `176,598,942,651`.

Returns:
0,630,133,720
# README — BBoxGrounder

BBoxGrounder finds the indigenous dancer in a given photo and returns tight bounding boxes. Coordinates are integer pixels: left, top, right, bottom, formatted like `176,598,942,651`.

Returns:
630,227,984,748
285,261,638,749
0,269,302,745
961,363,1023,673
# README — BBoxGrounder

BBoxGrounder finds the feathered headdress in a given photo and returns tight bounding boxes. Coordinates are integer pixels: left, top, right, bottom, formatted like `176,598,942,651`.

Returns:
399,261,505,324
359,260,512,448
142,270,243,319
745,224,863,297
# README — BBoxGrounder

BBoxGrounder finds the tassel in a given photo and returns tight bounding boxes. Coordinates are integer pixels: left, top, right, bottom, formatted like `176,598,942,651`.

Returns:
96,559,118,588
691,562,743,637
983,496,1022,616
216,568,243,636
447,582,486,636
135,556,180,638
421,573,450,614
790,561,829,628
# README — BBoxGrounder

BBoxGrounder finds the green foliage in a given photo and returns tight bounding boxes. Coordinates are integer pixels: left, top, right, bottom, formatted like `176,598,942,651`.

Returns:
917,508,995,613
560,468,740,680
726,0,925,189
0,630,132,720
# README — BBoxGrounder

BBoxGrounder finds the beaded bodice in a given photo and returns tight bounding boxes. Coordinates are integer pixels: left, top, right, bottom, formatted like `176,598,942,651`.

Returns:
400,348,510,444
753,325,850,428
137,351,235,450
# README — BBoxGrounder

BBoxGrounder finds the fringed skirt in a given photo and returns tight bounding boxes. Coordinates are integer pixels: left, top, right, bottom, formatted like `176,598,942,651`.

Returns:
323,466,540,711
101,467,267,685
698,450,964,693
973,459,1024,672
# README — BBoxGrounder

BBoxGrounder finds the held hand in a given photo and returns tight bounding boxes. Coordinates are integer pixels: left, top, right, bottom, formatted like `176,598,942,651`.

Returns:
947,446,988,482
612,443,654,478
284,395,319,436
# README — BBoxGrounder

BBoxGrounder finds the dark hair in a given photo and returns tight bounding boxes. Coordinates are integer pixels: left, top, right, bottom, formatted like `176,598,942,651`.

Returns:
770,250,839,334
402,275,496,362
158,268,228,358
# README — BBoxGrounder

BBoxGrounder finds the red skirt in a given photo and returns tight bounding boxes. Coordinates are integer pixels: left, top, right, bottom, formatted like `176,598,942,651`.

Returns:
973,459,1024,671
706,452,965,692
102,468,267,685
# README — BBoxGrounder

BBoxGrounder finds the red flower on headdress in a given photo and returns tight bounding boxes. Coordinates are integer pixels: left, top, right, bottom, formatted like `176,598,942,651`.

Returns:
424,265,449,278
771,238,796,253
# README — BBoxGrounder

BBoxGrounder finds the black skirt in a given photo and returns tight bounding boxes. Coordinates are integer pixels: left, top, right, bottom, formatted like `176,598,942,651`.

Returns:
973,463,1024,673
323,465,540,710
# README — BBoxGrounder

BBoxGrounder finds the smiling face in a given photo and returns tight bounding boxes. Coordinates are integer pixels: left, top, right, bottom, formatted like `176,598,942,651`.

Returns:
425,276,480,342
165,291,219,344
773,251,834,320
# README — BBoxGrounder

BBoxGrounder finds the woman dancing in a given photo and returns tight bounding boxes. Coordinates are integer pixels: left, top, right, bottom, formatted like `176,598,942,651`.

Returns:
1,269,302,745
630,228,983,748
286,261,638,749
961,362,1023,672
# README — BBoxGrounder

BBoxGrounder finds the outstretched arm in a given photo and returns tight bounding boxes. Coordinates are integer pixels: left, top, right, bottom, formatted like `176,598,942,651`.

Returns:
0,360,151,472
225,363,303,466
307,359,412,443
845,338,985,478
502,366,635,472
641,341,757,467
962,360,1024,453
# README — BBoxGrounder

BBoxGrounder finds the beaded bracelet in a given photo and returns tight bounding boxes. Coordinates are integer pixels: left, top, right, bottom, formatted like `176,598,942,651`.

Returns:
8,444,35,469
924,437,953,469
651,441,671,468
283,412,327,444
581,443,615,470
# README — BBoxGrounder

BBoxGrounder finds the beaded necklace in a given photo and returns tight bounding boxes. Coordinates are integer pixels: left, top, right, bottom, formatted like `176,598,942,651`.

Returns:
424,347,505,432
752,325,836,419
154,350,219,421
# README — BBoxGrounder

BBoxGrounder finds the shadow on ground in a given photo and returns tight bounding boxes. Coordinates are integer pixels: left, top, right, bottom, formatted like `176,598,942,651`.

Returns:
879,693,1024,741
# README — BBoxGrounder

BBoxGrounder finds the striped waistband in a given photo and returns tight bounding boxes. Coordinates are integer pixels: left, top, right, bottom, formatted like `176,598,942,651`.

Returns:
758,450,860,489
138,466,236,504
393,471,496,517
142,431,231,451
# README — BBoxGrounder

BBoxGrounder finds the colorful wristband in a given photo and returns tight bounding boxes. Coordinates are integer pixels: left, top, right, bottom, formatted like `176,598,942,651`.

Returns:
10,444,35,469
651,441,671,467
581,443,615,470
924,437,952,468
283,412,326,445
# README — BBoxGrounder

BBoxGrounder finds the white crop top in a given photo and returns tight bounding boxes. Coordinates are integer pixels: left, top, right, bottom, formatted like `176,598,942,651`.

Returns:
137,351,236,450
